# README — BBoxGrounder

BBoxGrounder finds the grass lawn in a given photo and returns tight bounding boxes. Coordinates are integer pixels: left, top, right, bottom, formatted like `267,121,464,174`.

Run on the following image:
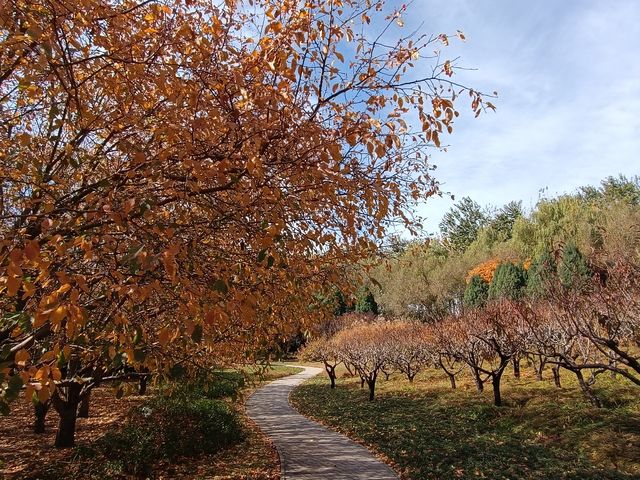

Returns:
290,365,640,480
3,364,301,480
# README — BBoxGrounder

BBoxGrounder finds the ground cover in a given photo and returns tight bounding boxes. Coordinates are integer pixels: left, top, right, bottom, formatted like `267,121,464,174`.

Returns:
1,364,301,479
290,366,640,480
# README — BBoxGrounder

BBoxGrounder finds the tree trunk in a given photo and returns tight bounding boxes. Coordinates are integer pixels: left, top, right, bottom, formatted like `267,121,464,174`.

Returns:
367,379,376,401
448,373,457,389
575,370,602,408
33,400,50,434
53,383,82,448
512,356,521,379
492,373,502,407
138,375,148,395
78,391,90,418
324,364,336,389
535,355,545,381
552,366,561,388
471,367,484,392
360,377,365,389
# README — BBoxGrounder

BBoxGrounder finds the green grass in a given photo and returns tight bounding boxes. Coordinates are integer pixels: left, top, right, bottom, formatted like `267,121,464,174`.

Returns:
290,366,640,480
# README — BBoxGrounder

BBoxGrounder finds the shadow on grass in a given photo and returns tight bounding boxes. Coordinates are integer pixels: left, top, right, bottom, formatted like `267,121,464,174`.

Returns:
291,371,640,480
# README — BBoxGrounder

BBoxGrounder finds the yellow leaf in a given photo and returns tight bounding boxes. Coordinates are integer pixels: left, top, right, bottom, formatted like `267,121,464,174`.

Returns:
15,349,30,366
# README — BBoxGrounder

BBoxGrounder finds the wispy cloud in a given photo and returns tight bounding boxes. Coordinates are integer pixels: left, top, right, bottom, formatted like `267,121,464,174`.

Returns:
402,0,640,233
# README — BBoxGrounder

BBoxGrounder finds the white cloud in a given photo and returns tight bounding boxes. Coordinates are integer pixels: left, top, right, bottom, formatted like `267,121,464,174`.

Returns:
403,0,640,232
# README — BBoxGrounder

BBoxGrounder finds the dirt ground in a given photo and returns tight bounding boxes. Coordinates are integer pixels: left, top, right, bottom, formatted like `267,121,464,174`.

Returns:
0,386,280,480
0,387,145,478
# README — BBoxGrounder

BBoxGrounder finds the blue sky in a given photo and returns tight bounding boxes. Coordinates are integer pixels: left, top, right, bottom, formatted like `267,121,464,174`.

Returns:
400,0,640,234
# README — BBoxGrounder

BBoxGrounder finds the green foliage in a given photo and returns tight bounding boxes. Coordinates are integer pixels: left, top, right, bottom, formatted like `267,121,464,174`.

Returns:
558,243,591,290
526,249,557,298
330,287,349,316
75,383,244,476
579,174,640,206
463,275,489,308
174,371,245,401
489,200,523,241
488,262,527,300
440,197,489,253
355,287,378,315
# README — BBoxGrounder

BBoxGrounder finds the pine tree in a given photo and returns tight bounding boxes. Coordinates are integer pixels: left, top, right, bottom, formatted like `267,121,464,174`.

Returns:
558,243,591,290
463,275,489,308
355,287,379,315
526,249,557,298
488,262,527,300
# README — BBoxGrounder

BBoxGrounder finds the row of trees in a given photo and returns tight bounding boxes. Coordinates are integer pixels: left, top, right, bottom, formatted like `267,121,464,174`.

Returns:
303,245,640,407
373,175,640,323
0,0,487,447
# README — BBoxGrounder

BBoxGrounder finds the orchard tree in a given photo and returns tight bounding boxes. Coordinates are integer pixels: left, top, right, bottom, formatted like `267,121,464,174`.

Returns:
0,0,490,446
388,322,430,382
300,337,341,389
334,323,393,400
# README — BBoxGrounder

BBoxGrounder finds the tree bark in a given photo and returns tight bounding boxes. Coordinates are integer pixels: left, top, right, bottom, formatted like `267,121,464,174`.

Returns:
492,373,502,407
77,391,90,418
138,375,148,395
52,383,82,448
535,355,545,381
512,356,521,379
367,378,376,401
447,373,457,389
470,366,484,392
33,400,50,434
575,370,602,408
324,363,337,389
552,366,562,388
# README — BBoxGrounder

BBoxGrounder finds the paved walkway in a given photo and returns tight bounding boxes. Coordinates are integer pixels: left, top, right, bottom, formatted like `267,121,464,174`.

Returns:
246,366,398,480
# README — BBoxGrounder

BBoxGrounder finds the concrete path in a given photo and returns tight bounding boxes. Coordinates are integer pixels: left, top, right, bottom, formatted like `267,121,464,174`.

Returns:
246,366,398,480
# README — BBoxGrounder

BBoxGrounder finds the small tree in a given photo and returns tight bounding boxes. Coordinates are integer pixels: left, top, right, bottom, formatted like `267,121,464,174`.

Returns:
300,337,341,389
558,243,591,290
464,275,489,308
355,287,379,315
388,322,430,382
488,262,527,300
334,323,391,401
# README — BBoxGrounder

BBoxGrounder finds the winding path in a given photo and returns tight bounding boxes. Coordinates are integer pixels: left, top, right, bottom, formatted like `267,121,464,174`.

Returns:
246,366,398,480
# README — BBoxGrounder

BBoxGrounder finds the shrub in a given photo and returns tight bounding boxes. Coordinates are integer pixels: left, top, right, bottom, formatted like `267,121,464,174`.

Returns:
85,393,243,475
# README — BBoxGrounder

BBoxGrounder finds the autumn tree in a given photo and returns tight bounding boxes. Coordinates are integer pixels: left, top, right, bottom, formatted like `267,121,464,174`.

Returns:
334,323,393,400
387,322,430,382
0,0,490,446
300,337,341,389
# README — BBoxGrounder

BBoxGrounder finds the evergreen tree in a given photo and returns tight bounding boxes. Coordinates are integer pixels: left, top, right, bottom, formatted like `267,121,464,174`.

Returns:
526,249,557,298
439,197,488,252
329,288,348,316
463,275,489,308
488,262,527,300
558,243,591,290
489,200,523,241
355,287,379,315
